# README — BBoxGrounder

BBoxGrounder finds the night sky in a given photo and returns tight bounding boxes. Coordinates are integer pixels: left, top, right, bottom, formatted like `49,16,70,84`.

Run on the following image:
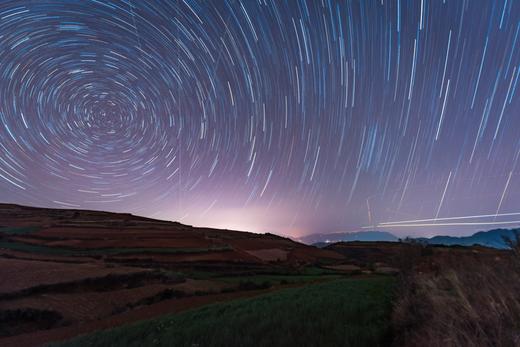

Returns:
1,0,520,238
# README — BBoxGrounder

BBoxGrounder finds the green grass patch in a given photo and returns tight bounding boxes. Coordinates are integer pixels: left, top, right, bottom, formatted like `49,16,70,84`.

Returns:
0,240,230,256
0,241,72,255
186,269,223,280
218,273,341,286
297,265,342,275
0,226,40,235
54,277,395,347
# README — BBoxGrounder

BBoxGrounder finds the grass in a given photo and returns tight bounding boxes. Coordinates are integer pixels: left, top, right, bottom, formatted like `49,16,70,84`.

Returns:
0,240,231,256
297,265,341,275
54,277,395,347
0,226,40,235
218,273,342,285
186,266,340,281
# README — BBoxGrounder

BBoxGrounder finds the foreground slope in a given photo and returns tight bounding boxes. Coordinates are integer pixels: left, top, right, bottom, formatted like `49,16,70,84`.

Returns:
54,277,395,347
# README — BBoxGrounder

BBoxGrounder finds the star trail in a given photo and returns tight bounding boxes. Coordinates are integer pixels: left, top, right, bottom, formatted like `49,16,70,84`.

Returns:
1,0,520,238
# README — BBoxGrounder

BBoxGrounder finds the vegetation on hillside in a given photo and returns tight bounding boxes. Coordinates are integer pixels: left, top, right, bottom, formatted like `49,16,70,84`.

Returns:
0,240,231,256
392,233,520,346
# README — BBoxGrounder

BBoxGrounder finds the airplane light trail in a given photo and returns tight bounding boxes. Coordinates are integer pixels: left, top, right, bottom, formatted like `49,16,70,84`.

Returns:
363,220,520,229
376,211,520,226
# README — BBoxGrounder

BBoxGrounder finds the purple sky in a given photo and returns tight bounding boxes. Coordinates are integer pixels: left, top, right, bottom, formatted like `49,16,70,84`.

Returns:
1,0,520,238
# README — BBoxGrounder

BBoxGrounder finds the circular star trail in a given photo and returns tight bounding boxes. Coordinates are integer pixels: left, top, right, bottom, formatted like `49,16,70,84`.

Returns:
1,0,520,237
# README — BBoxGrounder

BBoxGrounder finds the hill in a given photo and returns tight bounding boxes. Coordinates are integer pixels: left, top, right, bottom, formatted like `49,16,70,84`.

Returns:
3,203,514,347
0,203,342,266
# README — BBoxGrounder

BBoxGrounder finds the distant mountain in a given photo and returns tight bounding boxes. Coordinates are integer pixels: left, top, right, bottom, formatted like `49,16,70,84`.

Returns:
304,228,520,249
419,228,519,249
300,231,398,245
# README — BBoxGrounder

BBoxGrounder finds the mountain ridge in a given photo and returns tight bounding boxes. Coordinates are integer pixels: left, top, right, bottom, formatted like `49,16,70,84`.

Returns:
301,228,520,249
418,228,519,249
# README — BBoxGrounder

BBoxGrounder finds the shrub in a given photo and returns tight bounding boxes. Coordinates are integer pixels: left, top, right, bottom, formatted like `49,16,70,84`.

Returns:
392,253,520,346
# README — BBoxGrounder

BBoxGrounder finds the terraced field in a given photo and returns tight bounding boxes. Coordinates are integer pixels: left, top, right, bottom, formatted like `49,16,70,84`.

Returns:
0,204,352,347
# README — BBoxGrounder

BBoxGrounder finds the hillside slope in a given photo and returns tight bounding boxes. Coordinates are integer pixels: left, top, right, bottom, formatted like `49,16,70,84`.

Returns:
0,203,343,266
